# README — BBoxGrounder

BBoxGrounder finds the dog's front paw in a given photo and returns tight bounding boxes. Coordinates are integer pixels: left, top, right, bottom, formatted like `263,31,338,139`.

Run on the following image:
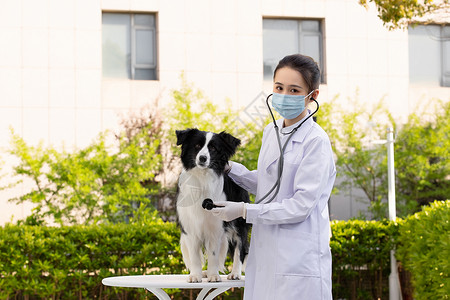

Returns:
227,272,241,280
208,273,222,282
187,274,203,283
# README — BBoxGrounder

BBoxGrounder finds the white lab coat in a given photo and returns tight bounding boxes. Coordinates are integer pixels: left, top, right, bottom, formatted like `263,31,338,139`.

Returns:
229,113,336,300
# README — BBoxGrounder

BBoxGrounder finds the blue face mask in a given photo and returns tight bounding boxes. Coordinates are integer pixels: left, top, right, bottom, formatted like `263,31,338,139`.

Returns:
271,90,314,120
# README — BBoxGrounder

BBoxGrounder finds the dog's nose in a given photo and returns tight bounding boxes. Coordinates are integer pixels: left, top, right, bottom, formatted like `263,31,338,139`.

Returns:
199,155,207,163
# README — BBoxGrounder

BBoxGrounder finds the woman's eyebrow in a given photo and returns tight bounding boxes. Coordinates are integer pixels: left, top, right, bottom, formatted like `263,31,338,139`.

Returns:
275,82,304,89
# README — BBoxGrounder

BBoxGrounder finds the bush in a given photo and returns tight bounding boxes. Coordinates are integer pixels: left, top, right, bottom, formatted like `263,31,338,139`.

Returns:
331,219,397,300
8,123,162,225
318,98,449,219
0,215,183,299
394,101,450,214
0,218,396,299
166,73,263,172
316,96,394,219
396,200,450,300
2,205,448,299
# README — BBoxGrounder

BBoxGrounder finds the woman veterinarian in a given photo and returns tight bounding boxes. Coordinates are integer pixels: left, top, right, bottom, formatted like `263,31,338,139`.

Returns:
209,54,336,299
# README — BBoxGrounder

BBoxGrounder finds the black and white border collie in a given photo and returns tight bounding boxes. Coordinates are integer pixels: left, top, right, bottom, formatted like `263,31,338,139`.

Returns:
175,128,250,283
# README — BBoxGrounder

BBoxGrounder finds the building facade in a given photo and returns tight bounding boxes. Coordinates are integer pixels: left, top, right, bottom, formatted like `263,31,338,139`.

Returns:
0,0,449,224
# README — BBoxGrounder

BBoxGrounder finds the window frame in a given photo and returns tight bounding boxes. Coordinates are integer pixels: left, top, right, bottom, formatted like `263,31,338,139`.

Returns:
130,14,157,80
102,11,158,81
262,17,326,84
408,23,450,87
441,25,450,87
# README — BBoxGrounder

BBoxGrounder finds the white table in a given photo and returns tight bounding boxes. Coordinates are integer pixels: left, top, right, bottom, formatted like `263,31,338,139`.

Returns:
102,274,245,300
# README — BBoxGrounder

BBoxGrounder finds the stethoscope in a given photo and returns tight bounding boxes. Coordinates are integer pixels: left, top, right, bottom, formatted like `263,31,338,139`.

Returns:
255,93,320,204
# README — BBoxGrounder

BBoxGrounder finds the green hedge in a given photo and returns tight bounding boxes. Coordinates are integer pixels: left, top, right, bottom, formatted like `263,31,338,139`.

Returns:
0,201,448,299
331,219,397,299
0,217,183,299
396,200,450,300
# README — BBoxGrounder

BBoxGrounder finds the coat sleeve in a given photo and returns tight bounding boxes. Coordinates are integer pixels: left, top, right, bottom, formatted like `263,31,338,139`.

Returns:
228,162,258,195
245,135,336,225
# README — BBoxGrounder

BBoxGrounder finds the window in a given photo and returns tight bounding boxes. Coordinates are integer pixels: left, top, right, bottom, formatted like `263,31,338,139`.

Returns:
409,24,450,87
102,13,157,80
263,18,325,82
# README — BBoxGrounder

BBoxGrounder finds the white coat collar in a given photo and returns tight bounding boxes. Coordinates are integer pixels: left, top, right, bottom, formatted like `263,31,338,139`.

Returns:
264,111,314,170
278,110,314,143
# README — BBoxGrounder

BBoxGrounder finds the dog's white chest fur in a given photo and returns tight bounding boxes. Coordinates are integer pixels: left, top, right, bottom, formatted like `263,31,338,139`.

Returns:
177,168,226,237
178,167,225,207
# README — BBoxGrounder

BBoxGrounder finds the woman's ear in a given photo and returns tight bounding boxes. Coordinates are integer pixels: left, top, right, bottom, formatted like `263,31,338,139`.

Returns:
311,89,319,101
306,89,319,106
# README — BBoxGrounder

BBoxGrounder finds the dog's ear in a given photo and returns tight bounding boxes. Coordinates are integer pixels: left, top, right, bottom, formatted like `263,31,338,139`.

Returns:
176,128,198,146
218,131,241,156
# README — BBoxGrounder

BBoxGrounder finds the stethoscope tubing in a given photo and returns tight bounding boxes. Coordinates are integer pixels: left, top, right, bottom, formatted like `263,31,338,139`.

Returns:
255,93,319,204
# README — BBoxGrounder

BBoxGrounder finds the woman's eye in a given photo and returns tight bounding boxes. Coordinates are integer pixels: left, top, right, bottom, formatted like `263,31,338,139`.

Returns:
275,86,283,91
290,88,299,93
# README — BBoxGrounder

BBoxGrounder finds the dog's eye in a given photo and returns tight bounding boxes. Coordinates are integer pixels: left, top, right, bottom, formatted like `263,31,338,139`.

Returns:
195,144,202,150
209,145,216,152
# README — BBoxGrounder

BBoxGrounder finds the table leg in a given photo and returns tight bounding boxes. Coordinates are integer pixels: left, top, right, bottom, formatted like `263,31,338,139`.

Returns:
145,287,171,300
204,287,231,300
196,287,212,300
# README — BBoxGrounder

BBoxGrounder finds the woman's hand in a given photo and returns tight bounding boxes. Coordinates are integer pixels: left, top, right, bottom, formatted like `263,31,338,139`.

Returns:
208,201,247,221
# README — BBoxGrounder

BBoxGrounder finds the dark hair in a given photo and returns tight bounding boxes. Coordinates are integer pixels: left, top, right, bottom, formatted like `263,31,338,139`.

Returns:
273,54,321,93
